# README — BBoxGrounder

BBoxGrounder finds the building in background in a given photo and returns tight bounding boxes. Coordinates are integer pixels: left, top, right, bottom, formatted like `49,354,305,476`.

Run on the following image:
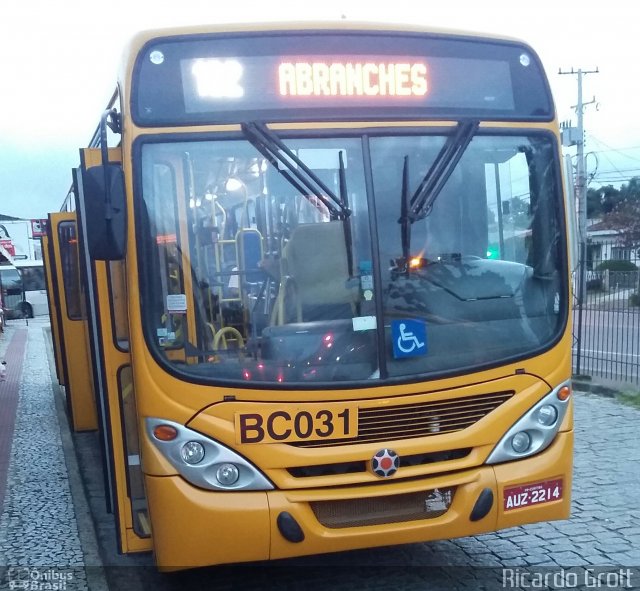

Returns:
0,215,48,261
0,215,49,318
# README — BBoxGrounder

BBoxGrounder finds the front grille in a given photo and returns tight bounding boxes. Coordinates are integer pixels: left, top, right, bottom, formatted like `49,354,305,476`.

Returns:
287,448,470,478
311,487,455,528
293,390,514,448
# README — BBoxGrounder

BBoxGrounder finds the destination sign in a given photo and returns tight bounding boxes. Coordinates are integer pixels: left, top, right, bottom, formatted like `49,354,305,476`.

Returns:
133,32,552,125
278,61,428,97
180,54,511,114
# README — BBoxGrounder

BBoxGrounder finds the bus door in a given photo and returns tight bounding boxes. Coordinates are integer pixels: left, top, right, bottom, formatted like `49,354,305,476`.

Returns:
42,233,65,386
47,212,98,431
73,147,152,553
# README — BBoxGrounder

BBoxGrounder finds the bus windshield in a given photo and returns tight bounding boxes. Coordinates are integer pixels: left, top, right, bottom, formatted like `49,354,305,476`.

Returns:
137,128,565,386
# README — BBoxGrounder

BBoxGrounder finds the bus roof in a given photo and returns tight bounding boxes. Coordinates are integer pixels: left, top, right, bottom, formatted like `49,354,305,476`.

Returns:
126,21,528,49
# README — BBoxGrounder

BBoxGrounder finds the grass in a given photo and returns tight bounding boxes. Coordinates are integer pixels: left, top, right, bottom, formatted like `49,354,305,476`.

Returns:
615,391,640,409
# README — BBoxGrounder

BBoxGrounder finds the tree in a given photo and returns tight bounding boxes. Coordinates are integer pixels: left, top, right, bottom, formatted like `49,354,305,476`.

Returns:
587,185,620,218
619,176,640,201
600,176,640,246
508,196,530,229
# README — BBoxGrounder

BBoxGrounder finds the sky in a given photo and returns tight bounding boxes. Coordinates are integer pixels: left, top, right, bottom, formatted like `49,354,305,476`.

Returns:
1,0,639,219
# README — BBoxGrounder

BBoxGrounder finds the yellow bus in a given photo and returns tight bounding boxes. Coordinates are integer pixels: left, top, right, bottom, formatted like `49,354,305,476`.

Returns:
46,22,573,570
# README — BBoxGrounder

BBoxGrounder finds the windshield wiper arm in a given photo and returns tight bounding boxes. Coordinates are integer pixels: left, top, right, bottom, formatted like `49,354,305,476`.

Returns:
241,122,349,220
409,119,479,221
399,155,411,267
338,150,354,278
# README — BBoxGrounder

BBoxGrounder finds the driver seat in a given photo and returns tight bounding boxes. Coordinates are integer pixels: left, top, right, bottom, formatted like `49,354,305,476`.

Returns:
273,221,359,324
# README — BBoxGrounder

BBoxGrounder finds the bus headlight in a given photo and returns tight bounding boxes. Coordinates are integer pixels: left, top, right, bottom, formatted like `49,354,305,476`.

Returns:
181,441,205,465
511,431,531,453
486,381,571,465
536,404,558,426
146,418,274,491
216,463,240,486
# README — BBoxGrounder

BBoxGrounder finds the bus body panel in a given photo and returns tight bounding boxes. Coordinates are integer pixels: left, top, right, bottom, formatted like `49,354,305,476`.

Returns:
145,478,270,570
143,430,571,569
183,374,554,486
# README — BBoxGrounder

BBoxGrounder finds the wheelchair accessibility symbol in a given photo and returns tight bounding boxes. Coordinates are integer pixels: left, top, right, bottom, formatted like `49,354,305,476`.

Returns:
392,319,427,359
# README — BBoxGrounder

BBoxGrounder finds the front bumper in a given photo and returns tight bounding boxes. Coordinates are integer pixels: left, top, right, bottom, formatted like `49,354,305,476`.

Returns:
146,430,572,570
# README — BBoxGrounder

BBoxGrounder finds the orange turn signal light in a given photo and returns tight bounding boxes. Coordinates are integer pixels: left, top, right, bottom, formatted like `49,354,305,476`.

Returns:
153,424,178,441
556,385,571,401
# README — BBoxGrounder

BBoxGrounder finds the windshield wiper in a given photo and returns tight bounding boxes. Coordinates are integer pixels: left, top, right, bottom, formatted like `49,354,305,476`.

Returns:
241,122,350,220
399,155,411,266
394,120,478,276
337,150,354,278
408,119,479,221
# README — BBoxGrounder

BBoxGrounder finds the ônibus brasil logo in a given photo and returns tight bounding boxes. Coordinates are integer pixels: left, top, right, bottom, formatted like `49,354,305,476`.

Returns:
371,449,399,477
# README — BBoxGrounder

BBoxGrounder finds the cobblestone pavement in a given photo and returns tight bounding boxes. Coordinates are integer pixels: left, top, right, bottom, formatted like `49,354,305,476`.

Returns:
0,319,103,591
1,320,640,590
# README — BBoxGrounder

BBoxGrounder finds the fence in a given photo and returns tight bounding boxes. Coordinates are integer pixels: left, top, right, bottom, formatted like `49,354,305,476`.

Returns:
573,239,640,384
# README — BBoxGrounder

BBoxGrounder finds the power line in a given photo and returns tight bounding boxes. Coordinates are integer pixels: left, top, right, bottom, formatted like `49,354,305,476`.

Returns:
586,134,640,165
592,177,640,184
593,167,640,175
586,144,640,157
591,149,625,181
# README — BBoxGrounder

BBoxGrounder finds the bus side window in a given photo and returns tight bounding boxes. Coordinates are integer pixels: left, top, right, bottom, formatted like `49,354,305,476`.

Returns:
109,260,130,351
58,221,85,320
147,161,186,351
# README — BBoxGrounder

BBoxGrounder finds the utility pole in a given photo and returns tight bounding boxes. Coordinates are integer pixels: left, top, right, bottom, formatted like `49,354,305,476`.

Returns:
559,67,598,375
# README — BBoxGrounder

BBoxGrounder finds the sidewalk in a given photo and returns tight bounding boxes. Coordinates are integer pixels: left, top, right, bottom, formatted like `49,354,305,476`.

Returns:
0,319,107,591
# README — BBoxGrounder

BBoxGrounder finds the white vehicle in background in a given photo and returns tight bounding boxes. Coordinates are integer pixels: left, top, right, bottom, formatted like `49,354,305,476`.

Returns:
0,260,49,318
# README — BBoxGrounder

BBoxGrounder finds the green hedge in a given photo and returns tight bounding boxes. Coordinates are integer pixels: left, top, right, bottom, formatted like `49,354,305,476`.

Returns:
596,259,638,271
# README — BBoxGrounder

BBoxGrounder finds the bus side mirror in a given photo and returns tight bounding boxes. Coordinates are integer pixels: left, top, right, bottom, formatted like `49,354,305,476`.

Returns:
80,164,127,261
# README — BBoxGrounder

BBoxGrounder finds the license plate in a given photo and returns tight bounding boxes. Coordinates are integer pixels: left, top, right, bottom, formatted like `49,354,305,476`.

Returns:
235,403,358,444
503,478,563,511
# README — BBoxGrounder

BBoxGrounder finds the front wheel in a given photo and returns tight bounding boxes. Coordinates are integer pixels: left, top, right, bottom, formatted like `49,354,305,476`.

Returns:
20,302,33,319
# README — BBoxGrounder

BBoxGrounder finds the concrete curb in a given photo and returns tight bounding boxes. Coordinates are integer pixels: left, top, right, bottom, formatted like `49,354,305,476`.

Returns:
572,378,619,398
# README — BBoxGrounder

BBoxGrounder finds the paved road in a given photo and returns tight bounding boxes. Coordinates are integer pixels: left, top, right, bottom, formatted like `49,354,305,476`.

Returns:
1,319,640,590
574,293,640,383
